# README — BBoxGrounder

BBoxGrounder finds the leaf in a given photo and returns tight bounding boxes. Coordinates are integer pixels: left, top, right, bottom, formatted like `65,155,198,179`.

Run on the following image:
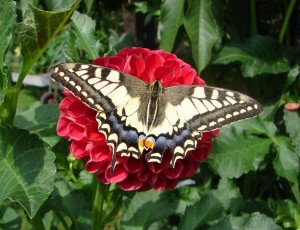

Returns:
17,0,80,88
159,0,185,51
0,206,21,229
183,0,220,73
233,117,277,137
208,213,282,230
70,11,100,60
179,193,224,230
121,190,177,230
14,104,60,146
283,110,300,153
212,178,241,210
0,1,15,108
208,126,272,178
213,35,290,77
0,126,56,218
273,138,299,183
0,0,16,69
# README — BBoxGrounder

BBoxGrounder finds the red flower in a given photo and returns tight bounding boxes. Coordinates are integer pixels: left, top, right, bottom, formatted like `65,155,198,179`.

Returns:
57,47,219,191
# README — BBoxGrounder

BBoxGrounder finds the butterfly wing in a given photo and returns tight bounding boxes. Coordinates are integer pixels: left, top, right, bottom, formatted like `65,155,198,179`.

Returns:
144,85,263,166
50,63,149,112
50,63,150,173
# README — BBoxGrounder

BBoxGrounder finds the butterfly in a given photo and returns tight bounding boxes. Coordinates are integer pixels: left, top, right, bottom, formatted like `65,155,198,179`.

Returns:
50,63,263,174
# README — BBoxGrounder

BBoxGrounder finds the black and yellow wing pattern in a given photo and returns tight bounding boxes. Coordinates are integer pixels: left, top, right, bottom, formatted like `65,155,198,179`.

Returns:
50,63,263,174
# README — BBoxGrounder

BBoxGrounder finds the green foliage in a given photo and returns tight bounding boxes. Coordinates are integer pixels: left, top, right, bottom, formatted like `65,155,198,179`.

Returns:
0,0,299,229
0,126,56,218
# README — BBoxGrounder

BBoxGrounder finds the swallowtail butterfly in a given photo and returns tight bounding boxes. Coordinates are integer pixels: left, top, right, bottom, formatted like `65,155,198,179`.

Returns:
50,63,263,174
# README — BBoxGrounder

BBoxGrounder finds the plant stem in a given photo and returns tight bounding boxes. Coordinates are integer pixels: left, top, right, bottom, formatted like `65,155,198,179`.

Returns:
278,0,296,43
250,0,257,36
92,175,107,230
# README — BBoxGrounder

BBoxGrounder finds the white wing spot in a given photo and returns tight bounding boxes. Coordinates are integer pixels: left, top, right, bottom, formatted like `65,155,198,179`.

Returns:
226,91,234,97
59,72,65,76
165,103,179,125
240,109,246,113
247,106,253,111
233,111,239,116
254,104,258,109
218,118,225,122
95,68,102,78
148,158,161,163
211,100,223,108
226,96,237,105
211,90,219,99
239,100,246,104
80,65,89,69
81,74,89,80
192,98,208,114
95,104,102,110
202,99,215,111
94,81,109,90
54,67,59,73
226,114,232,119
174,146,184,154
108,133,118,143
193,87,206,98
75,86,81,91
76,70,88,76
64,76,70,82
209,121,217,127
101,83,119,96
117,142,128,152
181,98,199,117
82,91,87,97
88,78,101,84
223,100,230,106
106,71,120,82
88,98,94,104
69,81,75,86
107,86,128,104
198,125,207,131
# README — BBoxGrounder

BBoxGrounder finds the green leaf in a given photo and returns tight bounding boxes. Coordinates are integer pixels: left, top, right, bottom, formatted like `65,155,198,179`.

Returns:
283,110,300,153
213,35,290,77
121,190,177,230
14,104,60,146
70,11,99,60
0,206,21,229
209,213,282,230
159,0,185,51
208,126,272,178
179,193,224,230
0,0,16,69
0,125,56,218
273,138,299,183
183,0,220,73
233,117,277,137
17,0,80,89
212,178,241,210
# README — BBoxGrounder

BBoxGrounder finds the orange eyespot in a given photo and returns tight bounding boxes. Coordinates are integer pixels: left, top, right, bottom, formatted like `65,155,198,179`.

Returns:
138,138,145,148
144,139,154,150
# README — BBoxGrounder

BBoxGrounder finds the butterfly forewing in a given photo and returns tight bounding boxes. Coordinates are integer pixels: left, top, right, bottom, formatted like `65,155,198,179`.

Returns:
50,63,148,112
163,86,263,132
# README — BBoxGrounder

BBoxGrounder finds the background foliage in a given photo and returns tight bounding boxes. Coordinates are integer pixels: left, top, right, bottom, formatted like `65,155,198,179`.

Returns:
0,0,299,229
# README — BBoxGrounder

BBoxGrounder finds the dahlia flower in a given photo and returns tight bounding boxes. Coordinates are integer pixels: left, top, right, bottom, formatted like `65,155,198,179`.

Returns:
57,47,219,191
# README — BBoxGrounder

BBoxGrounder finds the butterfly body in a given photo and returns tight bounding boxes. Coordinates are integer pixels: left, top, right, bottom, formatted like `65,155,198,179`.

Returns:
50,63,263,174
